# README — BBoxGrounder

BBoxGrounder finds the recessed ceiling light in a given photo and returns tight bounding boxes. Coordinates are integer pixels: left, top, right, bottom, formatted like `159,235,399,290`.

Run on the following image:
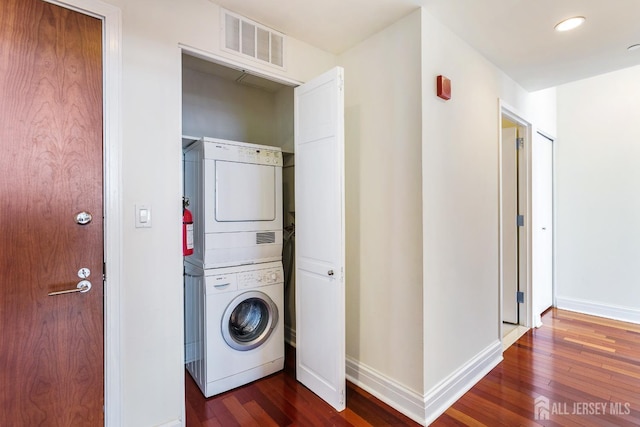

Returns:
628,44,640,52
554,16,586,32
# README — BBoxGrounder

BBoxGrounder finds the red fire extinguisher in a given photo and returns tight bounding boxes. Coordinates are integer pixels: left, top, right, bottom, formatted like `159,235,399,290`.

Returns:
183,197,194,256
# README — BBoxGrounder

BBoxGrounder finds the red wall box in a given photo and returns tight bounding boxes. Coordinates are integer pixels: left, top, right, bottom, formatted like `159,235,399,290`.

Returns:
437,75,451,100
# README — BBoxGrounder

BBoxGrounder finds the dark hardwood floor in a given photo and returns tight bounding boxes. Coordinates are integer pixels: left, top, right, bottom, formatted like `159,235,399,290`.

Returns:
434,308,640,426
185,344,419,426
186,309,640,426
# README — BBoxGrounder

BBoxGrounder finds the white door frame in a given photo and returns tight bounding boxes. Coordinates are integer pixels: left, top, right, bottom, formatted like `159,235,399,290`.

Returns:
44,0,123,425
179,44,302,88
499,101,533,330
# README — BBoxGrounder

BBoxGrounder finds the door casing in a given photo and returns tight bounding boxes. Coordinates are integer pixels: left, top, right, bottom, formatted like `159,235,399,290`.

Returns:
499,101,557,335
499,102,533,334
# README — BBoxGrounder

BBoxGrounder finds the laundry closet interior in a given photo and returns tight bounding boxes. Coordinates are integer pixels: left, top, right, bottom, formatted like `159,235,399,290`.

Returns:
181,51,299,395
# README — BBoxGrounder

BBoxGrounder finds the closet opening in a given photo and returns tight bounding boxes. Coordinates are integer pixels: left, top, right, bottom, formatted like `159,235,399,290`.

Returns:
181,51,298,384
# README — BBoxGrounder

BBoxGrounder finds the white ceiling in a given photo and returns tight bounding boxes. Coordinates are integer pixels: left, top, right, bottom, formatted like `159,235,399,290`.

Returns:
211,0,640,91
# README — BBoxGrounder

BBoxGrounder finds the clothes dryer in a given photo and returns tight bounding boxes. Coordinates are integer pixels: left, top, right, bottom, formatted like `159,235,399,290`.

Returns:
183,137,283,269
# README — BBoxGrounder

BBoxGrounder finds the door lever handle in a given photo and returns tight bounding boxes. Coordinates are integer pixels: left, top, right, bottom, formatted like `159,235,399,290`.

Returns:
48,280,92,296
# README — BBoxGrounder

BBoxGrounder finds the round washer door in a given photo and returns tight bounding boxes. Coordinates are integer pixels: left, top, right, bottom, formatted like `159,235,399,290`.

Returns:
222,290,279,351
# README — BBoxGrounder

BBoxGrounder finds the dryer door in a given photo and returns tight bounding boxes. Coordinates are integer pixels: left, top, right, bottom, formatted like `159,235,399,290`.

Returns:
203,158,283,233
222,291,278,351
215,161,276,222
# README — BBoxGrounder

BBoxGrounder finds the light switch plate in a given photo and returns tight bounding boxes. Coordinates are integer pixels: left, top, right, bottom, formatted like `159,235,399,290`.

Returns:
135,204,152,228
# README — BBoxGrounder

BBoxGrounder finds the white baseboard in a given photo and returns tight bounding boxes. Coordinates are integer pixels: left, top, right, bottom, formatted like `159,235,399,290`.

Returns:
154,419,182,427
346,356,426,425
556,297,640,325
285,325,296,347
346,340,503,426
423,340,503,425
533,313,543,328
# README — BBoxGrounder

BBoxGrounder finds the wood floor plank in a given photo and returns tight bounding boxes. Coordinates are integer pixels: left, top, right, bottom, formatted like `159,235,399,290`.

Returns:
241,381,292,426
563,337,616,352
202,418,223,427
339,408,374,427
444,407,488,426
221,396,261,427
185,397,204,427
243,401,280,427
204,398,240,427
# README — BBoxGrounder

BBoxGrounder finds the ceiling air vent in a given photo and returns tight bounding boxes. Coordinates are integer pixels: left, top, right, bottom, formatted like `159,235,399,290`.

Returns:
222,9,285,69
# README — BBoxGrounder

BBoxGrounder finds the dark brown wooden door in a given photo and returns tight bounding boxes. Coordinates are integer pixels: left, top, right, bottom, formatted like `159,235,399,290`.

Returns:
0,0,104,425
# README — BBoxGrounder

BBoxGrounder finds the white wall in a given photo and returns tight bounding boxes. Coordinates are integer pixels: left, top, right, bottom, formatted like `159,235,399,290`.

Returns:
555,65,640,323
182,65,294,149
182,67,278,145
101,0,335,425
420,7,556,420
275,86,295,153
339,8,424,399
529,88,557,137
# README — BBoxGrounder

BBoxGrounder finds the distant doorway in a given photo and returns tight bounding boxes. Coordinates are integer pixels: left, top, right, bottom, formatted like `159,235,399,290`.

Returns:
499,106,533,351
501,118,525,327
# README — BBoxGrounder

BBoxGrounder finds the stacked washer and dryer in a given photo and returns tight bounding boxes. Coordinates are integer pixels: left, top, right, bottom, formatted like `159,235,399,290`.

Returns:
183,137,285,397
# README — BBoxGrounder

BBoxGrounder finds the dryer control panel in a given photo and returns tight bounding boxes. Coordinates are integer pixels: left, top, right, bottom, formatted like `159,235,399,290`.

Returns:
201,137,283,167
238,265,284,289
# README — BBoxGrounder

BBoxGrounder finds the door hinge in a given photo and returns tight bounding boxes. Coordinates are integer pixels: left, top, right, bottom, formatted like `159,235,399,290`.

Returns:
338,76,344,91
516,137,524,150
103,262,107,282
517,215,525,227
340,388,345,405
517,291,525,304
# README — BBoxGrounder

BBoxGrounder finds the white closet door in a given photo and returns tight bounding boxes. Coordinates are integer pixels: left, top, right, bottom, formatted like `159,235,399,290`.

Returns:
294,67,345,411
533,132,554,320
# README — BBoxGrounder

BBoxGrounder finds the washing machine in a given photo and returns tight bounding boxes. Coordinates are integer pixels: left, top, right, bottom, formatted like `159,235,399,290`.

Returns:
184,261,284,397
